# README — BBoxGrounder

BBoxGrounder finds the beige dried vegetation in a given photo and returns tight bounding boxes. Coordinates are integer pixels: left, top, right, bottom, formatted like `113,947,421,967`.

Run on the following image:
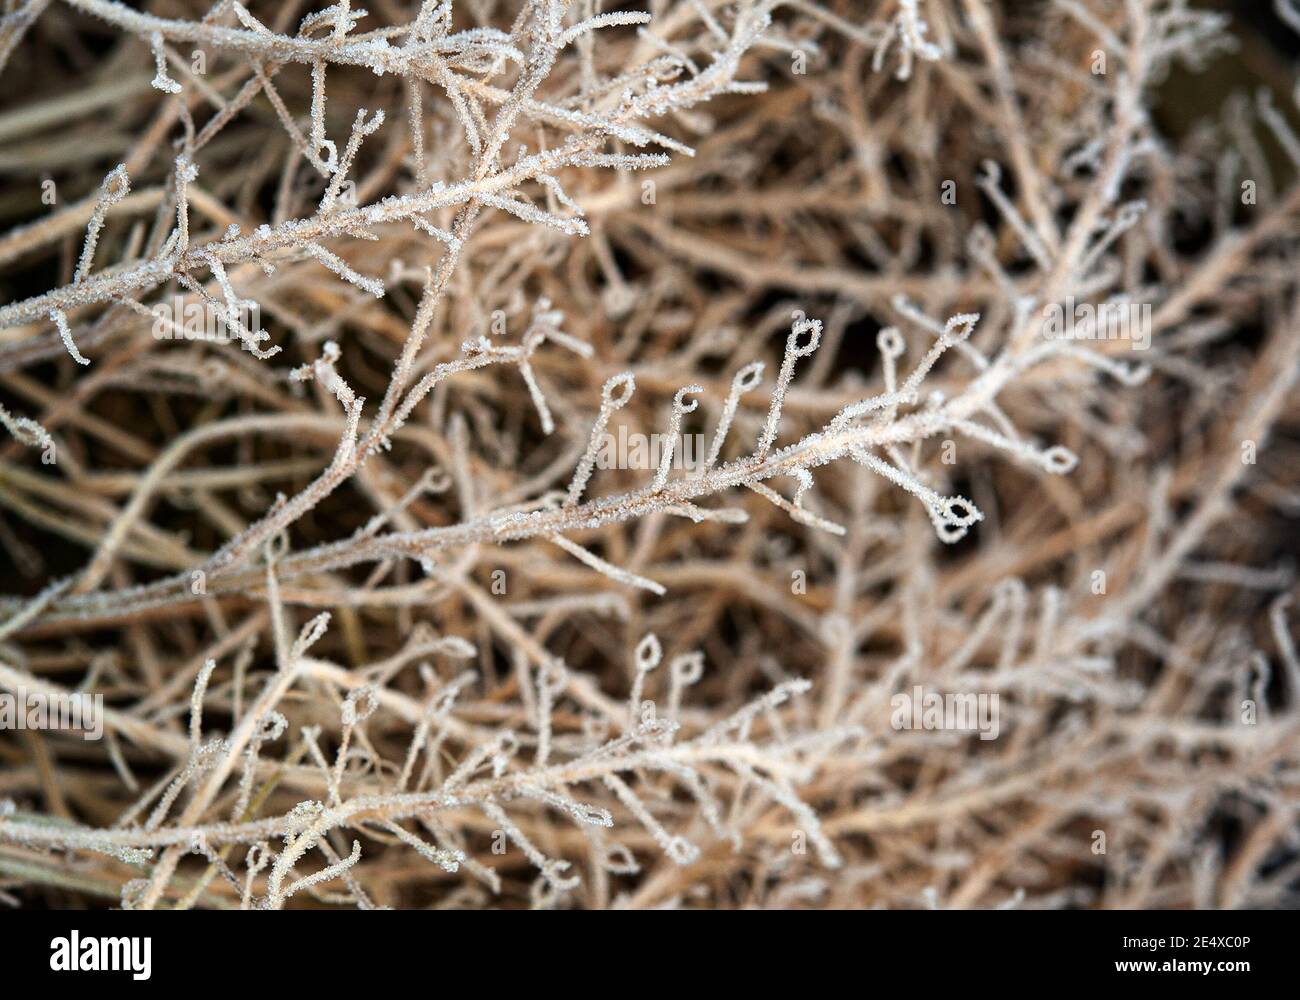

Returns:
0,0,1298,909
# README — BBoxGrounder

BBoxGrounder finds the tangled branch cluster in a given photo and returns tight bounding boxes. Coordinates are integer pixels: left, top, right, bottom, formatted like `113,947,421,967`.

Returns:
0,0,1298,909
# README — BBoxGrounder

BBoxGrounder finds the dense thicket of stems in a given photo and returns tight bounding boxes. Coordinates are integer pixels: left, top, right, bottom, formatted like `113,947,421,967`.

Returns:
0,0,1297,910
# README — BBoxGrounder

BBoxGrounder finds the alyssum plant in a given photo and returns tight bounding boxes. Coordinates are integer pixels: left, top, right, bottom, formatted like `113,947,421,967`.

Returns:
0,0,1298,909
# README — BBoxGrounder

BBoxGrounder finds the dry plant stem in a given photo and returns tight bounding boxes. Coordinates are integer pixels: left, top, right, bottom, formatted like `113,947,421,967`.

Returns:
0,0,1298,911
